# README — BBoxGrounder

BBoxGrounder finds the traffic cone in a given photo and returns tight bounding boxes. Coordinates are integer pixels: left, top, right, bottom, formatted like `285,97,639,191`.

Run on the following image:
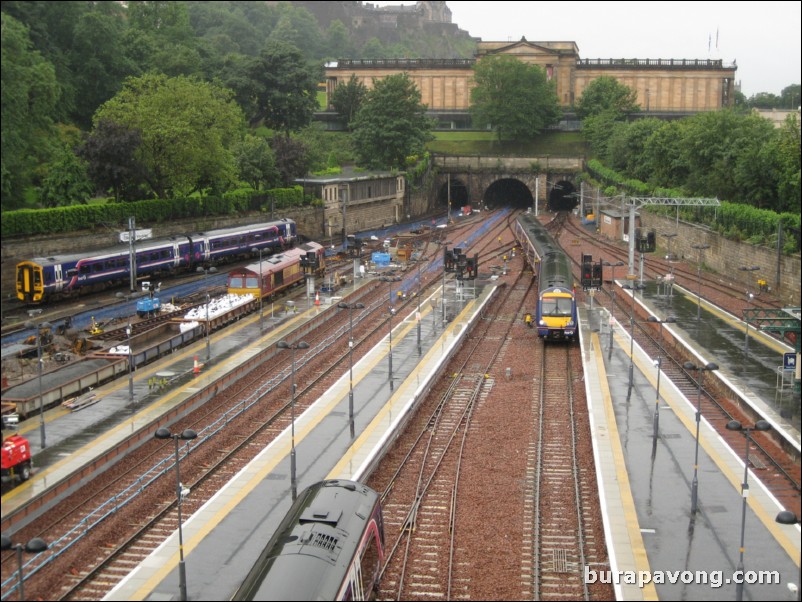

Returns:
193,355,200,375
315,291,320,306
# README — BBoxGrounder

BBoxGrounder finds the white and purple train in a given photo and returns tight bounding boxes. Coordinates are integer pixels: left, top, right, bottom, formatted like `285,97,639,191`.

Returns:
16,219,296,304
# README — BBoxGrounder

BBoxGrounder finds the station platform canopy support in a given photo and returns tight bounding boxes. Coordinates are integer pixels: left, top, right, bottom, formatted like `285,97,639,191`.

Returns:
622,197,720,277
745,306,802,395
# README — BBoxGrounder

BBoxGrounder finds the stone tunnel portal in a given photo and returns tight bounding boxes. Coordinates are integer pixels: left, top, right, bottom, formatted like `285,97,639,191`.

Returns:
436,176,579,213
483,179,534,210
436,178,469,210
548,180,578,212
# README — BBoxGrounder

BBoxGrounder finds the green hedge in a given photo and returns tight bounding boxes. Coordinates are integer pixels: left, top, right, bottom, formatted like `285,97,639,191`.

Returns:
586,159,800,253
0,187,310,238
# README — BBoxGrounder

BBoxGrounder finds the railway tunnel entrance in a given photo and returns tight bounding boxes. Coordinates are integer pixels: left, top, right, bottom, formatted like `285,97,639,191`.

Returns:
436,178,469,211
548,180,578,212
435,175,580,213
483,179,533,210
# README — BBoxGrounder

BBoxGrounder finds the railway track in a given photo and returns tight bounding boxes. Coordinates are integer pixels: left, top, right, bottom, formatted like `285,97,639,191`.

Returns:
375,274,530,600
552,213,802,518
1,278,387,600
2,220,496,600
5,210,792,600
369,221,614,600
560,218,786,315
533,344,598,600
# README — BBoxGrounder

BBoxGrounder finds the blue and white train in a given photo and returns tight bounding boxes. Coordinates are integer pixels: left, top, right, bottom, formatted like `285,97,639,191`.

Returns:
16,219,296,304
515,212,578,342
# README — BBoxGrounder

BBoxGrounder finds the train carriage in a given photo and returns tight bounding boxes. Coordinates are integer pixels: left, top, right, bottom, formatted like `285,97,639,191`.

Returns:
515,213,578,342
15,219,296,304
231,480,385,601
227,241,325,300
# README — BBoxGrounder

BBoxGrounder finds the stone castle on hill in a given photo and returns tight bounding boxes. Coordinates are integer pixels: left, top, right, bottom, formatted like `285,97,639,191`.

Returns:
292,1,475,49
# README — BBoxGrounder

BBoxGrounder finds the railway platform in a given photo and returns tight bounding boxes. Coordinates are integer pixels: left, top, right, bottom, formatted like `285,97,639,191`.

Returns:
103,280,497,600
581,284,800,600
2,269,799,601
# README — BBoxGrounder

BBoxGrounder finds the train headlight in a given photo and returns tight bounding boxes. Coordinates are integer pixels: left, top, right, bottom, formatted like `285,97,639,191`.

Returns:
538,319,547,326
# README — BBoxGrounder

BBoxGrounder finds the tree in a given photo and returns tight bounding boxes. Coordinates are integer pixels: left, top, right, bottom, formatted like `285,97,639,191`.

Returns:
250,40,320,136
1,12,60,210
763,114,800,214
38,144,93,207
93,73,244,198
351,73,434,170
326,19,353,61
747,92,782,109
575,76,640,120
234,134,278,190
70,10,138,129
78,119,148,202
469,55,561,143
330,75,368,130
270,135,310,187
605,118,665,181
780,84,801,110
127,0,202,77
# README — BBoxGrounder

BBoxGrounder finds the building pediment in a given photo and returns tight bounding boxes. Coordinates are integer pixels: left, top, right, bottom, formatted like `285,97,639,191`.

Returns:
478,38,578,59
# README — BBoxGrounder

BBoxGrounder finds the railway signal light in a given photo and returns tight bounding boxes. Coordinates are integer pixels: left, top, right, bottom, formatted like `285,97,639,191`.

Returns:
592,262,603,287
465,254,479,280
444,247,456,273
581,262,594,287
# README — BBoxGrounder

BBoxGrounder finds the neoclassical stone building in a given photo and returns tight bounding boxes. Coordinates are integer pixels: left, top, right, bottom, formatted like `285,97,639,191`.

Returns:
324,38,737,124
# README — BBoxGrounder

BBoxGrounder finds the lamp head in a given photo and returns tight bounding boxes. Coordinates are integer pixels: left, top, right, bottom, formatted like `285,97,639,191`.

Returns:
181,429,198,440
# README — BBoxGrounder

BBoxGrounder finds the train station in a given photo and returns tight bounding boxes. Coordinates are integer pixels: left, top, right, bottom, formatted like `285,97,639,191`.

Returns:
1,210,800,601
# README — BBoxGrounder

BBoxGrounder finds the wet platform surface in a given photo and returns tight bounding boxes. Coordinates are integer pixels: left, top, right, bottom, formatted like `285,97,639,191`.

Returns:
2,272,799,601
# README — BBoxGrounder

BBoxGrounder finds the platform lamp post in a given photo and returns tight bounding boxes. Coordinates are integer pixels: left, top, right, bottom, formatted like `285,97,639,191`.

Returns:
416,261,422,355
126,323,135,404
204,294,211,362
603,260,624,360
337,302,364,437
739,266,760,352
664,232,678,298
441,242,452,326
691,244,710,321
1,535,48,601
339,183,348,251
683,360,719,515
647,316,676,447
775,510,801,602
24,320,52,450
388,306,397,391
625,276,639,402
276,340,309,501
154,427,198,602
258,248,264,332
726,419,772,602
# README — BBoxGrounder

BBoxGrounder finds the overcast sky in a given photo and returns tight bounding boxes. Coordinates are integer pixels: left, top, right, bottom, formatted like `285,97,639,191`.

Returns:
376,1,801,98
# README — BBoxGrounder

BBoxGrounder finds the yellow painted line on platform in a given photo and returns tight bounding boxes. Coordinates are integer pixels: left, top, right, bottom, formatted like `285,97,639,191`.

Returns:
618,330,800,564
130,304,432,600
326,298,476,481
593,330,658,601
3,309,304,508
673,286,788,354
